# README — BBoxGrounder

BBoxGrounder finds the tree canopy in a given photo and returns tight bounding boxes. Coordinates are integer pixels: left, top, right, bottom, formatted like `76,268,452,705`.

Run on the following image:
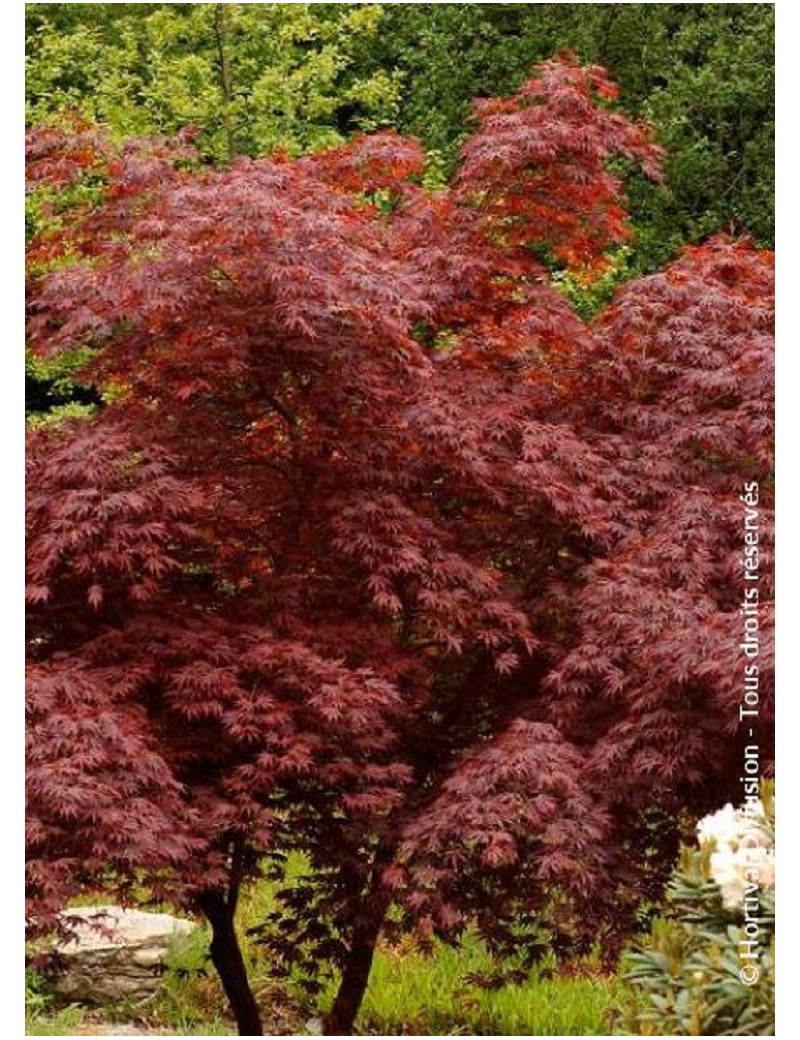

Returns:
26,3,774,272
26,52,774,1035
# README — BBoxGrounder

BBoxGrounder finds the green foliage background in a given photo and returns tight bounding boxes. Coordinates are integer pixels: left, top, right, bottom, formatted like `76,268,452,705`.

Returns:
378,2,774,271
26,3,774,275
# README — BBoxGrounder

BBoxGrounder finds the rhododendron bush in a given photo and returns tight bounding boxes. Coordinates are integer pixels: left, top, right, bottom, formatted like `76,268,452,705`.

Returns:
25,58,774,1035
622,790,775,1035
697,801,775,911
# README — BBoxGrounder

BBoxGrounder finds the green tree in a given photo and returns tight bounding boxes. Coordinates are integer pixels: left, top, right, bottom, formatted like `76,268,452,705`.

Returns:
380,3,774,269
26,3,401,162
26,5,774,272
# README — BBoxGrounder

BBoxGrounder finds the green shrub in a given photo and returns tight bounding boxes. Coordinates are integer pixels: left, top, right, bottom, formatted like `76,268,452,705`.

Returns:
619,789,775,1035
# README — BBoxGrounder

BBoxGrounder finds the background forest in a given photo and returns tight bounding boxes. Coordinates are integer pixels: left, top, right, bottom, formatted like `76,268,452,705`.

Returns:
25,4,775,1037
26,3,775,415
26,3,775,412
26,3,774,255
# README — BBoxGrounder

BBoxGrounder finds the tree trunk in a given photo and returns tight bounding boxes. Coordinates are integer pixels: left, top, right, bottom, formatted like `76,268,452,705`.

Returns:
200,891,263,1036
324,892,391,1036
213,2,237,161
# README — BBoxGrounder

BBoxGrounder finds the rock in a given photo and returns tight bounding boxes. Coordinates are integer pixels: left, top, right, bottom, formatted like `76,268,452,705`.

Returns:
52,906,196,1005
304,1016,325,1035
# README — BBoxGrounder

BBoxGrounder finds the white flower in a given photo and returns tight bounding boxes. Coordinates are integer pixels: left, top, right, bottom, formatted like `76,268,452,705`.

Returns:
697,803,739,848
710,848,746,909
696,798,774,911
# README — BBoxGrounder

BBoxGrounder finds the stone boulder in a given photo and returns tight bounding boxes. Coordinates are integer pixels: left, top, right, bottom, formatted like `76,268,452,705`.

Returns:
52,906,197,1005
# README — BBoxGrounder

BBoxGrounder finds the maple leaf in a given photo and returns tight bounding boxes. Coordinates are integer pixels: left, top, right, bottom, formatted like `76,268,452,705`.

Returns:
26,61,772,1038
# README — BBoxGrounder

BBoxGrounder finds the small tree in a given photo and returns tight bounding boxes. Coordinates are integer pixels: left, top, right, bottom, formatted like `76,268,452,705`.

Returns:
26,58,773,1034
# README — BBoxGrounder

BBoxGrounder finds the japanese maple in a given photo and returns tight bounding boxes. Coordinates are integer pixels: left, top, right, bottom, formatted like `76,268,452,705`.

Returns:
26,57,773,1035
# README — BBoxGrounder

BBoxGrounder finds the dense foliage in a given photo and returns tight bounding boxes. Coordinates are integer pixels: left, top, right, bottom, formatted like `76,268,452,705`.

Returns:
26,3,399,162
26,46,774,1040
379,2,774,268
26,3,774,272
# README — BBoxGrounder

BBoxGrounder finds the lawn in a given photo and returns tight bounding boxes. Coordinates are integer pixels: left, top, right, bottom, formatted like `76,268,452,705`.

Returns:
27,883,624,1036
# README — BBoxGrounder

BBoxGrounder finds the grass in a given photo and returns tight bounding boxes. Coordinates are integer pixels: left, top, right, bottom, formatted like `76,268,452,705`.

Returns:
26,873,625,1036
25,969,84,1035
25,1007,84,1036
357,936,621,1036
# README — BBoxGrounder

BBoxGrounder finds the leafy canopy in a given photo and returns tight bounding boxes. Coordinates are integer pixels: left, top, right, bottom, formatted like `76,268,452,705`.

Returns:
26,55,773,1035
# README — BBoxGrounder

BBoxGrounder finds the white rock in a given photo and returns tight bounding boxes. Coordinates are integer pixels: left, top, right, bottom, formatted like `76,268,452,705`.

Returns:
52,906,196,1005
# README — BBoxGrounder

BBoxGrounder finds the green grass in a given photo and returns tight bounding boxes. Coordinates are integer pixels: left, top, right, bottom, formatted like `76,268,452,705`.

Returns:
25,1007,84,1036
152,919,621,1035
358,936,621,1036
26,873,625,1036
25,968,84,1035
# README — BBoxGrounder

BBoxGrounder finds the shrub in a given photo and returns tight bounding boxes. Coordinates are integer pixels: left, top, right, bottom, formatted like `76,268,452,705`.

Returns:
619,789,775,1035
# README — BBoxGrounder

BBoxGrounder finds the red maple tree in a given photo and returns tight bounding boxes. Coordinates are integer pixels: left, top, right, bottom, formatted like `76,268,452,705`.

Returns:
26,57,774,1035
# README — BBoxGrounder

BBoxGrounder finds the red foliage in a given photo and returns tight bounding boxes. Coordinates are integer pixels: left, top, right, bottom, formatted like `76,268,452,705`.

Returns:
26,58,773,1035
545,236,775,808
457,54,663,272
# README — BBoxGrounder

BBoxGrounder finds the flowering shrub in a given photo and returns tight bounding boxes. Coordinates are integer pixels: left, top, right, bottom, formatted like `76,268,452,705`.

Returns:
619,787,774,1035
697,800,775,912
